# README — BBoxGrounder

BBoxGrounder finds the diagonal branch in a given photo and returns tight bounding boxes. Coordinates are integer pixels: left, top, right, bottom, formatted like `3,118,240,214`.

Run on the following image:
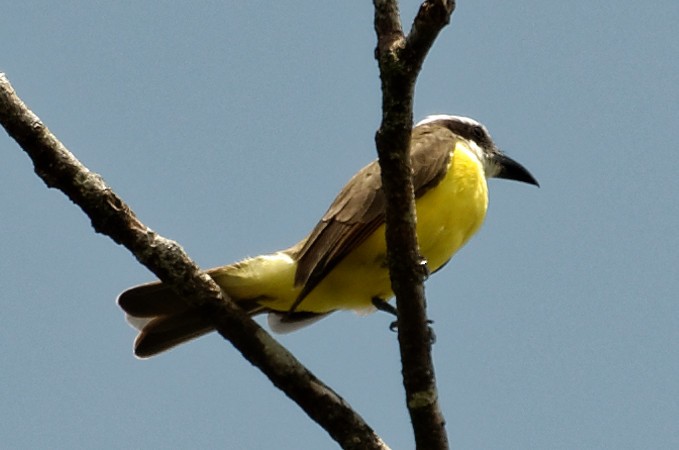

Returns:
372,1,455,449
0,73,389,450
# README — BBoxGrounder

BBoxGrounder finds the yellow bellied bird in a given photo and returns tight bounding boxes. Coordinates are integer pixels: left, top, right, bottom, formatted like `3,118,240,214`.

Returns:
118,115,539,358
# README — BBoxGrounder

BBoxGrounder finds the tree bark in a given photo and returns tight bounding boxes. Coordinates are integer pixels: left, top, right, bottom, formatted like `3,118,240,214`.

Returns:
373,1,456,449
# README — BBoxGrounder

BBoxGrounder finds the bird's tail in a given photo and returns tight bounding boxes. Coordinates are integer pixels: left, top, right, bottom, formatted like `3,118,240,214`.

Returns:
117,252,328,358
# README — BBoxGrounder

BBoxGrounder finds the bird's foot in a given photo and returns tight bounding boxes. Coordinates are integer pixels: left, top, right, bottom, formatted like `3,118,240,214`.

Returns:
372,297,436,344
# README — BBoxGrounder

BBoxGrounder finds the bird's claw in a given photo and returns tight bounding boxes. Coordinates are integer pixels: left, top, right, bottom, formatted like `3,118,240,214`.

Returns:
389,319,436,344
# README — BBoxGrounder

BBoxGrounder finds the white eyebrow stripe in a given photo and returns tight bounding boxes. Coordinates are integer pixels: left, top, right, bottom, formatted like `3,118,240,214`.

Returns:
415,114,481,127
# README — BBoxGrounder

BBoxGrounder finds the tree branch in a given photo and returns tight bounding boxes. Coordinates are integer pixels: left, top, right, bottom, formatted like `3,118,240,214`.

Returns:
372,1,455,449
0,73,389,450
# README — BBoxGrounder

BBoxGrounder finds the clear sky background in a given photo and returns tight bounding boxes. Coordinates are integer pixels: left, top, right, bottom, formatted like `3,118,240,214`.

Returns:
2,2,678,449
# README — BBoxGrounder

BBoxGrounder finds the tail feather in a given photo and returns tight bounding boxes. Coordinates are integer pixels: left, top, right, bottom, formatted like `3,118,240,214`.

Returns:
117,282,208,358
118,281,190,317
133,311,214,359
118,253,333,358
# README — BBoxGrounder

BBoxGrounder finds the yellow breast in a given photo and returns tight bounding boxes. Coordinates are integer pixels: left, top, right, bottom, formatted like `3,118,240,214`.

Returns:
415,141,489,269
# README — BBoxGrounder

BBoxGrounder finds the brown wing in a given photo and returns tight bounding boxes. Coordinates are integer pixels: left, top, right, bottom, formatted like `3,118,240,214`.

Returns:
290,124,457,309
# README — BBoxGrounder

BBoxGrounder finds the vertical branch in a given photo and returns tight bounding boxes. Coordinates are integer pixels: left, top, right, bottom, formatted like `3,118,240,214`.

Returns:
372,1,455,449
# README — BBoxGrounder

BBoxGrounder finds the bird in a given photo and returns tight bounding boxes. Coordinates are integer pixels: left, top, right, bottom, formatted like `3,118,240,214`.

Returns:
118,114,539,358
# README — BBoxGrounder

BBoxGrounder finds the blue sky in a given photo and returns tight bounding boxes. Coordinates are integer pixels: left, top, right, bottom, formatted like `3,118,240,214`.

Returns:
2,2,678,449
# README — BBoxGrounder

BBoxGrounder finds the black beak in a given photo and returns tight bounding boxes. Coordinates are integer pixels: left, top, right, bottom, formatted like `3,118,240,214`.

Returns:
493,153,539,187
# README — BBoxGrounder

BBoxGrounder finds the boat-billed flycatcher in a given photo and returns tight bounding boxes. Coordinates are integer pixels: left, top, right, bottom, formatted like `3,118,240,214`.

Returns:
118,115,538,358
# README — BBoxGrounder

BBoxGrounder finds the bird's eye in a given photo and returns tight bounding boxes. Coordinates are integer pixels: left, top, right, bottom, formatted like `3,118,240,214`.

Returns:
471,125,486,141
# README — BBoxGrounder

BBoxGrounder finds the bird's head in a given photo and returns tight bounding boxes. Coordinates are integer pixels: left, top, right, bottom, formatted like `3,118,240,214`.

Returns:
415,114,539,187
